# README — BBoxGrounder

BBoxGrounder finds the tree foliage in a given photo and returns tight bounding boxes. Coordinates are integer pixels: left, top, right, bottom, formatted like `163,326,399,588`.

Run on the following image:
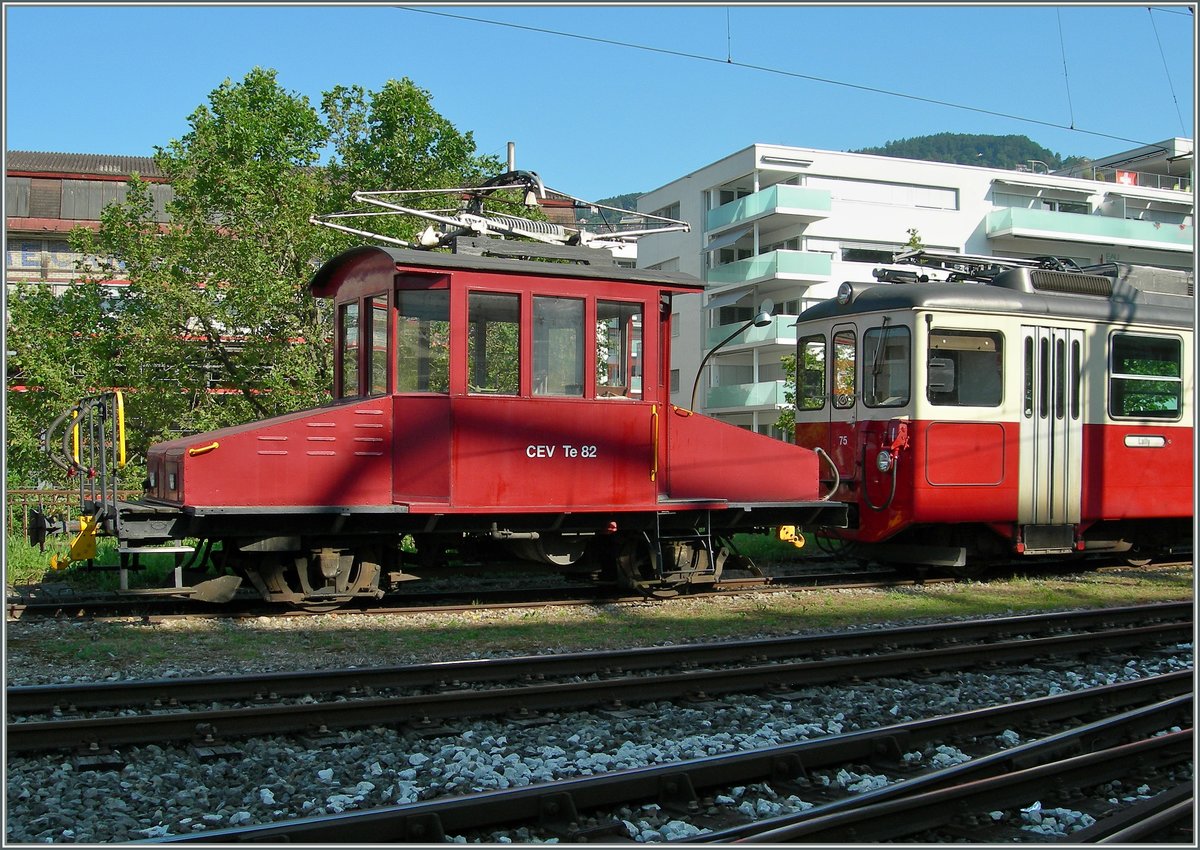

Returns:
6,68,499,485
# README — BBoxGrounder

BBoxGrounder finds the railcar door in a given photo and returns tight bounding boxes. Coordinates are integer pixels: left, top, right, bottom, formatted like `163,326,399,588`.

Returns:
826,323,860,480
1018,325,1084,552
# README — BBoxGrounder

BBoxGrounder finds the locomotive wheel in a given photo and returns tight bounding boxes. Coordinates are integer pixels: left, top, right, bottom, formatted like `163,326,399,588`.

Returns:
289,548,382,611
614,534,696,599
615,533,660,591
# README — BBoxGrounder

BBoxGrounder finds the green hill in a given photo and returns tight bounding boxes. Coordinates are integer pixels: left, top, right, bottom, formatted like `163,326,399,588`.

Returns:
851,133,1086,170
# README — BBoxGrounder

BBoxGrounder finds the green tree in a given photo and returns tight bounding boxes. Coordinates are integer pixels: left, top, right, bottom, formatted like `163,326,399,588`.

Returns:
6,69,498,486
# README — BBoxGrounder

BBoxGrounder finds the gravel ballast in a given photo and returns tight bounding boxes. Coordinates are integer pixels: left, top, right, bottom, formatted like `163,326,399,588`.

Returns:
5,581,1195,843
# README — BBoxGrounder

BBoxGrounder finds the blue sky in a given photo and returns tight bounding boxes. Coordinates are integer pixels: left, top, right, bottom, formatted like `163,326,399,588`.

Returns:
4,4,1195,201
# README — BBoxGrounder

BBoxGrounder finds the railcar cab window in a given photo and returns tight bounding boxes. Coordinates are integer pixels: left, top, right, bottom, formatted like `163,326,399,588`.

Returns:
927,329,1003,406
468,292,520,395
395,289,450,393
1108,332,1182,420
797,335,826,410
833,329,856,408
597,301,643,399
863,325,911,407
533,297,585,396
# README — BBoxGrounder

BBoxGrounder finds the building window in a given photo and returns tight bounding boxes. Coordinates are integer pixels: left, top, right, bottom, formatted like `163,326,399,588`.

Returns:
650,202,680,220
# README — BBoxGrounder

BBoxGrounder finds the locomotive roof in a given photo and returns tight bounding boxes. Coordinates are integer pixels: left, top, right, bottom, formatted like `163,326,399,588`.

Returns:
310,244,704,298
798,266,1195,331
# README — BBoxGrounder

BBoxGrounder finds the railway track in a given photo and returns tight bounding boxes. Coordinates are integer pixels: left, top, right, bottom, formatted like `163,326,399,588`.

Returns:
10,555,1186,622
4,561,943,621
6,601,1191,843
7,601,1191,754
135,673,1191,843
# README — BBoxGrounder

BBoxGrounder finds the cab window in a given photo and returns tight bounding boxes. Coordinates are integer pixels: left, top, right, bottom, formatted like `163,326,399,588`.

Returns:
597,301,642,399
796,335,826,410
928,329,1003,406
339,302,360,398
832,329,856,408
468,293,520,394
395,290,450,393
369,295,389,395
863,325,910,407
533,296,584,396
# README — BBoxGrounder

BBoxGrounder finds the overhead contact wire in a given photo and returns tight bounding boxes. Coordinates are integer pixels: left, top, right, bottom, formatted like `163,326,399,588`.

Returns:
399,6,1157,148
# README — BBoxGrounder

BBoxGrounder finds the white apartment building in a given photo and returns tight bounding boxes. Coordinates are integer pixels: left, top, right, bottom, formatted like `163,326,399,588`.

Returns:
637,138,1194,437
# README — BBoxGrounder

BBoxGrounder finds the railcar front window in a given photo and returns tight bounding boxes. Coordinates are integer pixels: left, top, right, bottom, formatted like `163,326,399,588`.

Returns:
395,290,450,393
339,303,359,398
927,329,1003,407
468,293,520,395
864,325,911,407
369,295,389,395
597,301,642,399
1108,333,1182,420
832,330,856,409
534,296,585,397
797,335,826,410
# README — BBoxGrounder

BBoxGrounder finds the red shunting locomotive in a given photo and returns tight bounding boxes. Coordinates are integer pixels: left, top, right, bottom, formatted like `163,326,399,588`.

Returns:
112,241,845,606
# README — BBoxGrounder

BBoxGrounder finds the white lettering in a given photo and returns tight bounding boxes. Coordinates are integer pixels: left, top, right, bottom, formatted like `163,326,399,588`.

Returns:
525,445,598,459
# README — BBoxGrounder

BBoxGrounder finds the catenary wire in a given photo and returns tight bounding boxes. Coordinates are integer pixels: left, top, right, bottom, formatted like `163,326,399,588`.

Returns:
398,6,1166,149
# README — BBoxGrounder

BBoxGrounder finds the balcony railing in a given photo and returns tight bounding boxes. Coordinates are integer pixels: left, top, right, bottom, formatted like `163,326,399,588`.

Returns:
1053,167,1192,193
707,380,788,410
707,250,832,286
986,208,1193,251
705,314,798,349
707,184,833,232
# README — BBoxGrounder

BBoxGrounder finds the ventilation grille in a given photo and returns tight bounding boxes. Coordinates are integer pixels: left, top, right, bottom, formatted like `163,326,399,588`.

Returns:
1030,270,1113,297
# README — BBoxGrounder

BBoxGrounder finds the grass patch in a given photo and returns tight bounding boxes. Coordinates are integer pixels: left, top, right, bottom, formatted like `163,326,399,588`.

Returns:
5,536,195,591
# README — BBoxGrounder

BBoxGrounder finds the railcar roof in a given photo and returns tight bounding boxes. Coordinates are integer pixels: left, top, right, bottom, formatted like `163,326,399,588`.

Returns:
797,280,1194,330
310,244,703,297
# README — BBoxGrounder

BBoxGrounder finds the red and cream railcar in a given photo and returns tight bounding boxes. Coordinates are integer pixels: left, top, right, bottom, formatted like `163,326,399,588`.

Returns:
134,244,844,605
792,259,1194,571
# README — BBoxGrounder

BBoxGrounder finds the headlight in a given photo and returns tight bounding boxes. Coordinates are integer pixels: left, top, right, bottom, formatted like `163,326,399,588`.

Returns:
876,450,894,473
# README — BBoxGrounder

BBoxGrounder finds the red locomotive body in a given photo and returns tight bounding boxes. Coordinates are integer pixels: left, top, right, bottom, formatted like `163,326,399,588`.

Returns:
792,256,1194,572
130,244,843,604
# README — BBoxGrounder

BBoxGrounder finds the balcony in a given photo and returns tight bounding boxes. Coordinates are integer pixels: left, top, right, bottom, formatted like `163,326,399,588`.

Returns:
707,184,832,233
986,207,1193,252
707,249,832,287
707,380,788,411
705,314,798,349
